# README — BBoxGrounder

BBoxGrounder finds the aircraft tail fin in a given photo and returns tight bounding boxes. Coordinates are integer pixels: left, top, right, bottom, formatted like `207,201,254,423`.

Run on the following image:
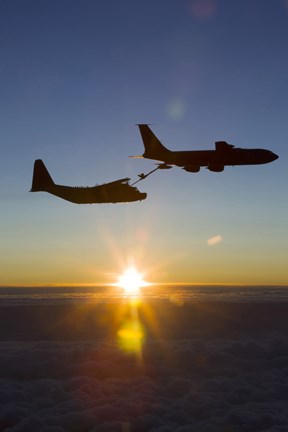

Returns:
137,124,171,160
30,159,55,192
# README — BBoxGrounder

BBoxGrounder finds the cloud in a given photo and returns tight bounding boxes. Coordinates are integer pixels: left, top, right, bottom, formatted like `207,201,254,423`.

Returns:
0,331,288,430
0,301,288,430
207,234,223,246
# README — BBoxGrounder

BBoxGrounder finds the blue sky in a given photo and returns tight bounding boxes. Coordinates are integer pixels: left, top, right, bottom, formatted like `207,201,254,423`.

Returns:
1,0,287,286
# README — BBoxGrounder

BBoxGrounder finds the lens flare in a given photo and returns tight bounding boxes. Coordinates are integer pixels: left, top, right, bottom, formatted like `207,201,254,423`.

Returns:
117,316,144,356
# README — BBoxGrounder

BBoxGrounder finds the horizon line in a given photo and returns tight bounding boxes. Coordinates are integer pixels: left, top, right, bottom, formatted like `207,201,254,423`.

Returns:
0,283,287,289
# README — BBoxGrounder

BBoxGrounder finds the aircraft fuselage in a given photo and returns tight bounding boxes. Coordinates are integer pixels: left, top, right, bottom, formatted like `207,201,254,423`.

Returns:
151,148,278,169
30,159,147,204
44,183,147,204
137,124,278,172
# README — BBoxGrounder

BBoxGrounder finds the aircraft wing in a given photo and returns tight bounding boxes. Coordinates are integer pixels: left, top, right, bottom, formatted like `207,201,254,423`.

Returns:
106,177,131,186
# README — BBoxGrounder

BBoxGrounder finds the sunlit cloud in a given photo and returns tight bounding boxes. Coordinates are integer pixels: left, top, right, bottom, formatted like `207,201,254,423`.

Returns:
207,234,223,246
188,0,218,20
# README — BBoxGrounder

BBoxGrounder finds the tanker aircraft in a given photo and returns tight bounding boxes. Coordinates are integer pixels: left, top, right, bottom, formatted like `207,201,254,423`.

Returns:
134,124,278,173
30,159,147,204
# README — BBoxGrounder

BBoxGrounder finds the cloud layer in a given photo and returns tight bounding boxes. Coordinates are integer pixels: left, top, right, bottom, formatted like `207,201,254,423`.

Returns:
1,301,288,431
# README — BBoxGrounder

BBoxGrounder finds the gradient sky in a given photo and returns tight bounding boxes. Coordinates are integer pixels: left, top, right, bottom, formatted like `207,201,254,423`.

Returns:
1,0,288,286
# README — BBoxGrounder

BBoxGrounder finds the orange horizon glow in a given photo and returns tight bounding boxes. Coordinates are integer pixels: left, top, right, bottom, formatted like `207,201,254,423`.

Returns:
0,282,288,288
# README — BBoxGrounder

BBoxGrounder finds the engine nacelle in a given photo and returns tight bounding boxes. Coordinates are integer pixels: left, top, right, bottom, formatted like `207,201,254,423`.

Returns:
208,165,224,172
183,166,200,173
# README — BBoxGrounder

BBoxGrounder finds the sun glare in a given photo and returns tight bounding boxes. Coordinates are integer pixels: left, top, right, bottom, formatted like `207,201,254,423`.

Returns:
116,267,148,297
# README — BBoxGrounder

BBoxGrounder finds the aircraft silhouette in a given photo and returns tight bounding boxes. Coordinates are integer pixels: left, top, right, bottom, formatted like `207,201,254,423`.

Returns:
134,124,278,173
30,159,147,204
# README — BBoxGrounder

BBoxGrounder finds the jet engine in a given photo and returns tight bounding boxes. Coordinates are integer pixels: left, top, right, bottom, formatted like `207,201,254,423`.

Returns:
183,166,200,173
208,165,224,172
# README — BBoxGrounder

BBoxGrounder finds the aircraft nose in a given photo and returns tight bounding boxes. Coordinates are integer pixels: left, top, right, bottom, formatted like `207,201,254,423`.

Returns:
271,152,279,161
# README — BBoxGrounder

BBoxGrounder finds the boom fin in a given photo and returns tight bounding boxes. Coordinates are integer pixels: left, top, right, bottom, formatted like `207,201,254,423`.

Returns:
137,124,171,160
30,159,54,192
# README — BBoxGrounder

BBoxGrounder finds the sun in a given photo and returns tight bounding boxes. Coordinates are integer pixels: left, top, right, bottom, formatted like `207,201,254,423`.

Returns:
116,267,148,296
